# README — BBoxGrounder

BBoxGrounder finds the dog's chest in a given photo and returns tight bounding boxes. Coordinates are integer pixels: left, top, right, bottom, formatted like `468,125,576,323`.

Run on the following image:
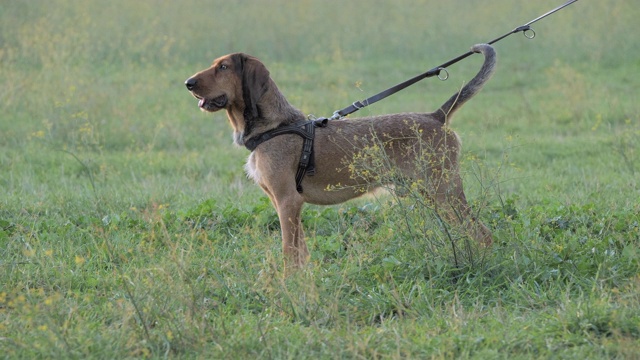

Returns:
244,152,262,184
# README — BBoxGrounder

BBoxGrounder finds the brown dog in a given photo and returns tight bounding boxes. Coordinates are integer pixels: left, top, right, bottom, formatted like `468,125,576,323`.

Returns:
186,44,496,267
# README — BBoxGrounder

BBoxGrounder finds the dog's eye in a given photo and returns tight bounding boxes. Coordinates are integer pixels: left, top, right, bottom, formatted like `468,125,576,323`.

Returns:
219,64,228,70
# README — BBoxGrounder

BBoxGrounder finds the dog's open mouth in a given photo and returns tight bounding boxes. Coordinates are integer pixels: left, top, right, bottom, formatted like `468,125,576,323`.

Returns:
197,94,228,112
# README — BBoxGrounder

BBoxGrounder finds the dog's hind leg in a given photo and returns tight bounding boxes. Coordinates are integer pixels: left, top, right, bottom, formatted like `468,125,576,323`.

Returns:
434,171,493,247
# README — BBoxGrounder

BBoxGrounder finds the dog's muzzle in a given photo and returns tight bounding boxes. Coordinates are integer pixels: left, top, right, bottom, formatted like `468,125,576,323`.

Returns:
185,77,227,111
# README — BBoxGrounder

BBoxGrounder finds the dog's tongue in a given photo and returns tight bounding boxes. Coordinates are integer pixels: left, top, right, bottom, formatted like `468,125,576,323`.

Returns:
198,98,205,108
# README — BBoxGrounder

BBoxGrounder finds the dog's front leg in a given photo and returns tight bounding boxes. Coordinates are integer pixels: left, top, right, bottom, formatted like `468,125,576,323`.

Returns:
276,197,309,267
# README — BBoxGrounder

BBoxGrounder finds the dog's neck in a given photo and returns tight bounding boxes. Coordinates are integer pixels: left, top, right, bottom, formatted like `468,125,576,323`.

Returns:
227,80,305,147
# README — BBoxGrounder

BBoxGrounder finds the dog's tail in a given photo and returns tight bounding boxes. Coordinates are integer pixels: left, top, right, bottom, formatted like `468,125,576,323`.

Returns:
434,44,497,124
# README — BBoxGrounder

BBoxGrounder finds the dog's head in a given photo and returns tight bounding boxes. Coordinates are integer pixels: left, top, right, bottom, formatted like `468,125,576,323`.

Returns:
185,53,270,120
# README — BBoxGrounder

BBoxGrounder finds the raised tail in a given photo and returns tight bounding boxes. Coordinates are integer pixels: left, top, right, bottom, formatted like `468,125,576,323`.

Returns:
434,44,497,124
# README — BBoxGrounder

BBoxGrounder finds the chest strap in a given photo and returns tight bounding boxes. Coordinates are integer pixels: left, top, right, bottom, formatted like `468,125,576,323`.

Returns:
244,119,328,193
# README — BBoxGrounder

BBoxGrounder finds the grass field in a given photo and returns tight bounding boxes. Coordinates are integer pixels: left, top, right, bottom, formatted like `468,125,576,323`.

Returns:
1,0,639,358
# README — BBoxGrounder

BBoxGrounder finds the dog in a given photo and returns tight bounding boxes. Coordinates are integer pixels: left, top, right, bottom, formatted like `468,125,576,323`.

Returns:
185,44,496,267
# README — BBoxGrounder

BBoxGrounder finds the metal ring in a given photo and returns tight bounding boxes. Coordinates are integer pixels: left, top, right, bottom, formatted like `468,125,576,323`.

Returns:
523,27,536,39
437,68,449,81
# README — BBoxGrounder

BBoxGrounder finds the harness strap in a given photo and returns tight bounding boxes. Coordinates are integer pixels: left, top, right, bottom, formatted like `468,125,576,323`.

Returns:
294,121,315,193
244,119,328,193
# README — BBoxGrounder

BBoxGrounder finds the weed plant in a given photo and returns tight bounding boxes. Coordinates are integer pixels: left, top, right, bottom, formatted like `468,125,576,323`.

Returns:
329,123,494,272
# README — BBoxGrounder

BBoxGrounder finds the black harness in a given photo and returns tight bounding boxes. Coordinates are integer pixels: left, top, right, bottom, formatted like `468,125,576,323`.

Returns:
244,118,328,194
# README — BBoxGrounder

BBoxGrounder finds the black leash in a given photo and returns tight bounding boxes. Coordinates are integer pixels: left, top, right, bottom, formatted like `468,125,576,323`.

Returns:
326,0,580,121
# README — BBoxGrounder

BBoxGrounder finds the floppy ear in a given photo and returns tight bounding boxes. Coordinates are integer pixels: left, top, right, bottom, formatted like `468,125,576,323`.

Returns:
233,53,270,121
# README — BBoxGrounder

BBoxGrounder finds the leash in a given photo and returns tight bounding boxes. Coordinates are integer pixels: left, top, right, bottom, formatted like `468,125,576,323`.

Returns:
325,0,580,121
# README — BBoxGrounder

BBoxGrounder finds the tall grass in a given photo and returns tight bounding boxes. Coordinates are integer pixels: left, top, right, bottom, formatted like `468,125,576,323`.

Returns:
1,0,639,358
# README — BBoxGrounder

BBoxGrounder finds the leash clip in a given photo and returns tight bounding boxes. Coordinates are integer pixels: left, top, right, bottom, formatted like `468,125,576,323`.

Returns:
515,25,536,39
437,67,449,81
308,114,331,126
524,27,536,39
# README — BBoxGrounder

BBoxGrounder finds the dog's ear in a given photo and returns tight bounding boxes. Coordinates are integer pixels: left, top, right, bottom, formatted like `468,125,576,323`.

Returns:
232,53,270,121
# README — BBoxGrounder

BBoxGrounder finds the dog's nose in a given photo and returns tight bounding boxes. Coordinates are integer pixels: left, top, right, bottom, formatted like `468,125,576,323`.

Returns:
185,77,197,90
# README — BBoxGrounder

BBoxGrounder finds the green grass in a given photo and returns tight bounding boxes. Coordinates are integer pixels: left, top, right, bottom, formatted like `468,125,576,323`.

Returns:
1,0,639,358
